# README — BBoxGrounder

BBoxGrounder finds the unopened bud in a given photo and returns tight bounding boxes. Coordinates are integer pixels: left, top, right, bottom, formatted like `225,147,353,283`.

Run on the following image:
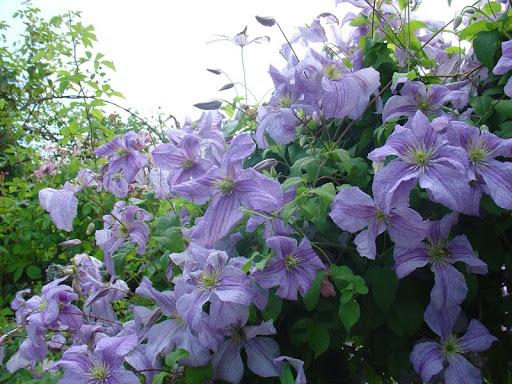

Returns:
254,159,278,172
453,15,463,30
59,239,82,247
86,222,95,235
480,124,489,132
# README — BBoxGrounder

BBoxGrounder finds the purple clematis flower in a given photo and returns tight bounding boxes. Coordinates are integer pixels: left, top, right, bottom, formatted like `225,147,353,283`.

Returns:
382,81,466,122
173,133,283,247
306,50,380,120
368,111,473,215
152,133,211,187
39,185,77,232
329,180,429,259
211,309,280,384
135,277,211,367
7,277,83,372
246,186,296,238
447,122,512,210
394,213,488,309
96,131,148,197
252,236,324,300
411,304,497,384
95,201,152,277
57,335,139,384
73,254,129,326
493,40,512,97
38,169,98,232
174,249,253,329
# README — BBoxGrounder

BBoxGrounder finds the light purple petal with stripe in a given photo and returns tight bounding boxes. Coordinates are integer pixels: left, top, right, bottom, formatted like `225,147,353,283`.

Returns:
410,341,444,382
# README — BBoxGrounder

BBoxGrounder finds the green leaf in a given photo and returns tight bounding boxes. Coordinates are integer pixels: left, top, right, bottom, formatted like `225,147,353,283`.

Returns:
482,1,502,15
339,299,360,332
26,265,42,280
473,30,501,69
91,109,103,120
280,364,295,384
184,366,212,384
307,323,330,357
349,15,367,27
366,266,399,312
152,372,169,384
263,294,283,320
311,183,336,203
459,20,494,40
31,49,46,63
495,100,512,118
101,60,116,70
303,271,325,311
165,348,190,367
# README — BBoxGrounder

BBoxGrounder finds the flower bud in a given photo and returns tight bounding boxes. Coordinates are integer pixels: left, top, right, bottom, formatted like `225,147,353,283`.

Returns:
453,15,463,30
86,222,95,235
253,159,278,172
59,239,82,247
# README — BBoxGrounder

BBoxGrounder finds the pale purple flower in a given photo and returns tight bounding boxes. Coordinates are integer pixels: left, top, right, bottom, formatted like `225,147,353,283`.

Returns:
411,304,497,383
7,277,83,371
493,40,512,97
209,26,269,47
175,249,253,329
39,185,77,232
57,335,139,384
39,169,98,231
211,310,280,384
447,122,512,210
96,131,148,197
135,277,211,367
382,81,455,122
252,236,324,300
394,213,488,309
305,50,380,120
368,111,473,215
73,254,128,326
329,180,429,259
246,186,296,238
152,134,211,187
173,133,283,247
95,202,152,276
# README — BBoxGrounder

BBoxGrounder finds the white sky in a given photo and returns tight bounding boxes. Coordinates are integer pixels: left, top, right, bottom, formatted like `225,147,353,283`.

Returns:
0,0,472,122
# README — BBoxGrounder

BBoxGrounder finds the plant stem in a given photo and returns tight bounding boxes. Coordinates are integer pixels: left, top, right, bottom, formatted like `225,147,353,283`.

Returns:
241,46,248,103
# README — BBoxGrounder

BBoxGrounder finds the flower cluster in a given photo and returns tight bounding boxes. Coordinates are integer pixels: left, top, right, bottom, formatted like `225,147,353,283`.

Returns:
7,1,512,383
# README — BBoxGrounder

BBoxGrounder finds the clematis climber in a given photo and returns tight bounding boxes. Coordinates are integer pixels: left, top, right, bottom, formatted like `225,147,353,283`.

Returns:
211,309,280,384
382,81,468,122
152,133,211,186
56,335,139,384
393,213,488,309
493,40,512,97
411,304,496,383
95,131,148,197
368,111,473,215
95,201,152,277
173,133,283,247
329,180,429,259
252,236,324,300
447,122,512,210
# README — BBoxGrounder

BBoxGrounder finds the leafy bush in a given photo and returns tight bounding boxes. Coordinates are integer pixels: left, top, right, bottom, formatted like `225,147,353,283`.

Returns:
1,1,512,384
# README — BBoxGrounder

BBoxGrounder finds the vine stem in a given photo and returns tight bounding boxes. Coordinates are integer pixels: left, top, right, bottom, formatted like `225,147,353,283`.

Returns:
241,46,248,103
